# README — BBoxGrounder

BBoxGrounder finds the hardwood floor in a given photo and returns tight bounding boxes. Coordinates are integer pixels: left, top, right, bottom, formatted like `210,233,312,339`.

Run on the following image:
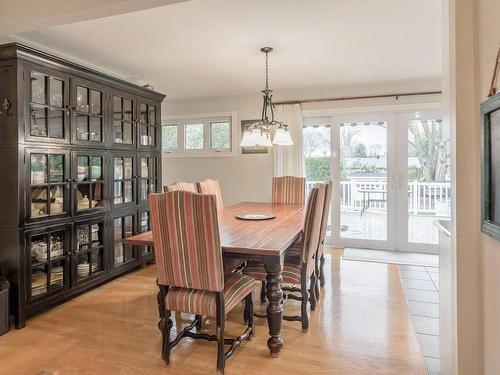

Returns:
0,249,427,375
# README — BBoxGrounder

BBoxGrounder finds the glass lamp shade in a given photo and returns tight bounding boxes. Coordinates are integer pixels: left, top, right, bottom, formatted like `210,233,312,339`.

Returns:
240,128,269,147
250,129,263,146
240,130,254,147
259,131,273,147
273,127,294,145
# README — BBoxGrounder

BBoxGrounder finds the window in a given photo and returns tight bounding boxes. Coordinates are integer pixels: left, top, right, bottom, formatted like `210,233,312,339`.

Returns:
184,123,204,150
162,124,178,151
161,114,234,156
210,121,231,150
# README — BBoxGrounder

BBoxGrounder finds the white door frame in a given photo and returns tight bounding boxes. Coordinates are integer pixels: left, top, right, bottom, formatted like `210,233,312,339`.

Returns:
330,111,397,251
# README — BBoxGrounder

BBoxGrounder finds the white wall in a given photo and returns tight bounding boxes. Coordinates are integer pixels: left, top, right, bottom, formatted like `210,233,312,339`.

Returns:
444,0,500,373
162,79,441,205
476,0,500,373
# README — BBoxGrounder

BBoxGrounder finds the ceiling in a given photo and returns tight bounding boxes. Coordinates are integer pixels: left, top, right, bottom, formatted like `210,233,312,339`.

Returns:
15,0,442,100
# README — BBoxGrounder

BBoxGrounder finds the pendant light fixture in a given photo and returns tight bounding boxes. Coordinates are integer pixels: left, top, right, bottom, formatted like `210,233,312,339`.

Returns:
240,47,294,147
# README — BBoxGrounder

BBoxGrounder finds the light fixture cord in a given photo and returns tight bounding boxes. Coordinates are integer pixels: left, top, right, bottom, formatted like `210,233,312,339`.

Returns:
265,51,269,91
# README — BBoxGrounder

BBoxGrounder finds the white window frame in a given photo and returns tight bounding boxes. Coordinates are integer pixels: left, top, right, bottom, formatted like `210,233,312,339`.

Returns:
161,112,237,157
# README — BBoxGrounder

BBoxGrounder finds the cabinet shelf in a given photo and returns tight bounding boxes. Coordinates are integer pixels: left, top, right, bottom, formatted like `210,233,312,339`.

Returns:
31,255,67,268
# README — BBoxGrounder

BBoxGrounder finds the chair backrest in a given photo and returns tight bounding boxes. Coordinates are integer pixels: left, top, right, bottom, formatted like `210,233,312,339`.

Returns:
149,191,224,292
318,180,333,245
300,183,326,264
272,176,306,205
196,179,224,210
163,182,197,193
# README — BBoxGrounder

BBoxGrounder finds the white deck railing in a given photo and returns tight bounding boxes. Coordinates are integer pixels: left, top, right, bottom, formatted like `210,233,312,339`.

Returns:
306,180,451,216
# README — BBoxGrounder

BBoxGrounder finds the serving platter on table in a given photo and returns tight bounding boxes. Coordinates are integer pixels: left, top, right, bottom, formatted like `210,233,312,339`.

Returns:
235,213,276,221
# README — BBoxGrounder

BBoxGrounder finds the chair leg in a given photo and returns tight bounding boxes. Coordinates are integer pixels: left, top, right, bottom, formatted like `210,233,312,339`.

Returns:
309,273,317,311
314,256,321,301
314,273,320,301
260,280,266,303
243,297,249,323
245,293,255,339
216,294,225,375
161,311,172,365
320,254,326,288
301,272,309,332
195,314,202,331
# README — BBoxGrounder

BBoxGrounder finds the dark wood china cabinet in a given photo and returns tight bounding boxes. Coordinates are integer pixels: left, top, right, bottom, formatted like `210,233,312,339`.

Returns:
0,43,165,328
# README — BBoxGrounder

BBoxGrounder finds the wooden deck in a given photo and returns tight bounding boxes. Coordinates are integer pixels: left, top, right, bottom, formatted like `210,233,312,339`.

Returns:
0,249,427,375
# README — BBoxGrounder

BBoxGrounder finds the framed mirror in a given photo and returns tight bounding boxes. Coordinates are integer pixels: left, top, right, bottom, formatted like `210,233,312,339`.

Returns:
481,93,500,240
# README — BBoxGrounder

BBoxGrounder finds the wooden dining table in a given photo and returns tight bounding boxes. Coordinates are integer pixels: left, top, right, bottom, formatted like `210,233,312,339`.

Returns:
123,201,306,357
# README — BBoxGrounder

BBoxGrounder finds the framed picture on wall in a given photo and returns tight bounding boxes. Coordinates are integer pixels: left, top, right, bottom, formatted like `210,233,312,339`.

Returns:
481,92,500,240
240,120,268,154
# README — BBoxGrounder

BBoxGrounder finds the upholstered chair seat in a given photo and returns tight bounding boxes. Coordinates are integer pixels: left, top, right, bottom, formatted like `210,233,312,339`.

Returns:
243,257,315,285
165,273,255,317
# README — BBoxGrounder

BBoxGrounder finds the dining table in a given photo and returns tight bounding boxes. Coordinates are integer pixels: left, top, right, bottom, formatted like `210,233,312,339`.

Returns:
123,201,306,357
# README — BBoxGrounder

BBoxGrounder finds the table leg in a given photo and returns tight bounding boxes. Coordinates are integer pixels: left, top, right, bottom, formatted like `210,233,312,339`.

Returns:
264,256,284,357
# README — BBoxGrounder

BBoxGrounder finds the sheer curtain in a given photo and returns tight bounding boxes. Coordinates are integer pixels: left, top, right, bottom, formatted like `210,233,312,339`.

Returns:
273,104,304,177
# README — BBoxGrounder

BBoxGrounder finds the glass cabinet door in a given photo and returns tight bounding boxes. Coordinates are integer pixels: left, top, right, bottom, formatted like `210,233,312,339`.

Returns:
74,220,105,284
27,68,69,142
113,94,135,146
113,155,135,206
138,101,157,148
28,150,69,220
72,81,105,144
139,210,153,258
27,225,70,300
113,214,136,267
138,156,158,203
73,152,106,214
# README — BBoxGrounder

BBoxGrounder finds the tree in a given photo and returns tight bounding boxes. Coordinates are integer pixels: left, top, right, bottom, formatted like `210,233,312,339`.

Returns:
340,125,359,157
353,143,368,158
408,119,449,181
303,127,330,157
340,126,359,148
305,157,330,181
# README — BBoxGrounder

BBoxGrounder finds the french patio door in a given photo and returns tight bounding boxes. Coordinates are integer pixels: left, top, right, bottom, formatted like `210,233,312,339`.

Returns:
329,110,445,253
395,110,447,253
330,112,397,250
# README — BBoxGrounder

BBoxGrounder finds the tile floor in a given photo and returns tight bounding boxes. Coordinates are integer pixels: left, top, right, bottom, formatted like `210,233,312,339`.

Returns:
398,264,440,374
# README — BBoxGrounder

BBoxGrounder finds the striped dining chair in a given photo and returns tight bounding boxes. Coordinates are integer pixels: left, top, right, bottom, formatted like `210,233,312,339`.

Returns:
272,176,306,205
163,181,197,193
196,179,243,273
288,180,332,305
316,180,333,291
244,184,325,332
149,191,255,374
197,179,224,210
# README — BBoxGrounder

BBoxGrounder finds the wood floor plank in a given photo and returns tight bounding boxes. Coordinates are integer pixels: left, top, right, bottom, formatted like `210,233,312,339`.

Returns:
0,249,426,375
